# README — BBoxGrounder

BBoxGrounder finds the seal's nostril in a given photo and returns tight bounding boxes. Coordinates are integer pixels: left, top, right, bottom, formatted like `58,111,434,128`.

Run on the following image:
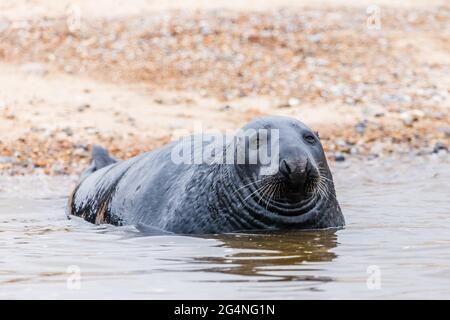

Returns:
279,157,311,188
280,159,292,176
285,162,292,174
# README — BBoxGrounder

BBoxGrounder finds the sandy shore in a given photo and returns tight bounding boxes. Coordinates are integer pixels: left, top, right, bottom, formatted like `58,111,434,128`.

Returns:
0,1,448,175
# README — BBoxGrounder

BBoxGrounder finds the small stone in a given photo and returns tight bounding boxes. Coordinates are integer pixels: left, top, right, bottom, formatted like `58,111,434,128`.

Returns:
73,144,88,151
77,104,91,112
437,128,450,138
400,112,413,126
381,94,411,104
431,94,444,103
47,54,56,62
335,138,347,147
288,97,301,107
85,127,100,135
279,97,301,108
355,121,368,135
34,160,47,168
350,147,359,155
400,109,425,126
410,109,425,119
433,142,447,153
334,153,345,162
64,65,74,74
219,105,231,111
428,112,445,120
51,161,66,175
363,104,385,117
345,97,355,105
73,148,87,156
329,85,343,97
307,34,322,43
0,156,15,164
61,127,73,136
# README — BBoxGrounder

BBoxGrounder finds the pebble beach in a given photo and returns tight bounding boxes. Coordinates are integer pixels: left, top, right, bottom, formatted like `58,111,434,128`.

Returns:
0,0,448,175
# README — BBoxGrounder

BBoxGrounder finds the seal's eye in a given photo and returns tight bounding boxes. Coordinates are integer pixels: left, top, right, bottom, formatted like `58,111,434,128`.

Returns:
303,134,316,144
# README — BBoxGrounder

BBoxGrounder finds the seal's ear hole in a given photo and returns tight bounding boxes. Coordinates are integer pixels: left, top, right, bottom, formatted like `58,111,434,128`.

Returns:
315,131,320,139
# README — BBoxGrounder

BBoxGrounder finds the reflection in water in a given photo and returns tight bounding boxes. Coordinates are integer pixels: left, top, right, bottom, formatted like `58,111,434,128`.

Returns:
1,157,449,298
195,230,338,282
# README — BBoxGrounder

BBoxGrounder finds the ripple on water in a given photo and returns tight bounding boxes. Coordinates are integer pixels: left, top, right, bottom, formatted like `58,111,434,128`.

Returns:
0,156,449,299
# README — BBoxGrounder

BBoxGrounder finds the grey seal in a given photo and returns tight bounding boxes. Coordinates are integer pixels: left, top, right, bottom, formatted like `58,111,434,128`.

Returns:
68,116,344,234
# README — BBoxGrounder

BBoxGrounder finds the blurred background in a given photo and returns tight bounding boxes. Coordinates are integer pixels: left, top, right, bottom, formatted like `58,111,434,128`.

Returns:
0,0,448,175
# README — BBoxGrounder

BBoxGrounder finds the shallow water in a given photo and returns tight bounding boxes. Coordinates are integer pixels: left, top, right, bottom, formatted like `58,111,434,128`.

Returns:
0,155,449,299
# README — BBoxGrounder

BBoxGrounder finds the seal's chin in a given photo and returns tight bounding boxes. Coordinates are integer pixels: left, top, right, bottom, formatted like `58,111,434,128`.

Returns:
279,184,315,203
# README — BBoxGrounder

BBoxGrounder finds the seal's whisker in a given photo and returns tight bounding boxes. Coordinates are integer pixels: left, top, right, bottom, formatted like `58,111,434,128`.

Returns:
319,175,332,183
274,183,281,200
243,182,271,202
259,182,273,200
256,183,273,204
317,175,331,200
276,182,282,201
233,173,278,195
265,184,277,210
313,176,323,199
233,178,265,194
243,185,265,202
317,165,333,181
309,163,334,201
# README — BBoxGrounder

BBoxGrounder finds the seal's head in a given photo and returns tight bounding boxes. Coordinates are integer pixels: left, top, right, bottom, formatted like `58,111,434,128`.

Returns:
230,116,343,229
235,116,329,201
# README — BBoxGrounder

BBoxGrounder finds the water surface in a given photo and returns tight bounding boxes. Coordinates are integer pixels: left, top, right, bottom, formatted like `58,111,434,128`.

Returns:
0,155,449,299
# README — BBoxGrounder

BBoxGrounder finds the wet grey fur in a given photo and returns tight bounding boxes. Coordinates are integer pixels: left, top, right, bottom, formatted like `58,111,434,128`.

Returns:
68,116,344,234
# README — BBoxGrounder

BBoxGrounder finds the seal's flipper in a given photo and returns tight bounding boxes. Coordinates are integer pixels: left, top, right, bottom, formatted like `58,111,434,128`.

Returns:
80,145,117,180
92,145,117,170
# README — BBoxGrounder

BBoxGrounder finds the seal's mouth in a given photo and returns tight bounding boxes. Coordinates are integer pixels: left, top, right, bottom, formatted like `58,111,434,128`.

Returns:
287,167,319,193
244,172,311,206
276,169,320,201
275,158,319,196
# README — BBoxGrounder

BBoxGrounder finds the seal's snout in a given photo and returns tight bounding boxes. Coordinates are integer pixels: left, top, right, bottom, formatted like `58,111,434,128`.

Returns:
279,157,309,187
